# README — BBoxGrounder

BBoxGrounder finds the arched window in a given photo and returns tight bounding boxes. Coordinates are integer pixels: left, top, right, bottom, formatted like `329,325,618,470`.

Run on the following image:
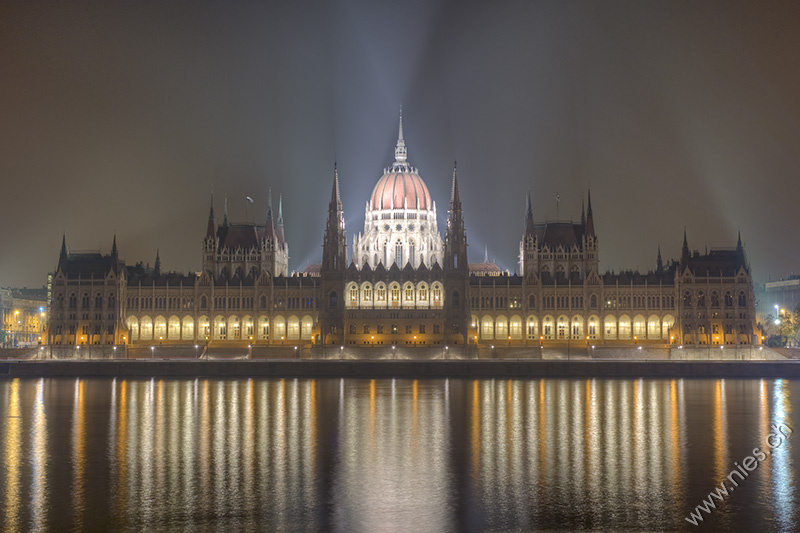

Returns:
724,291,733,307
95,293,102,308
409,241,416,267
81,293,90,308
590,294,597,308
395,241,403,266
738,291,747,307
260,295,267,309
349,324,356,334
683,291,692,307
451,291,460,308
329,291,338,308
69,293,77,309
529,294,536,308
200,296,207,310
697,291,706,307
710,291,719,307
107,293,115,309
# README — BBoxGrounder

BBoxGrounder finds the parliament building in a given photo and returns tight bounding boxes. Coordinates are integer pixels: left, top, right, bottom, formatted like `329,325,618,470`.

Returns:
47,115,760,350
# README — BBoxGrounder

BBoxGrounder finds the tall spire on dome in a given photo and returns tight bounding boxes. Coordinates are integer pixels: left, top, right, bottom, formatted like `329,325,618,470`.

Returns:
394,106,407,163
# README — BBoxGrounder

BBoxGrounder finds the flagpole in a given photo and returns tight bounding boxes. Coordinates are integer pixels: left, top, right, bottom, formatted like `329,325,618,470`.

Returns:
245,197,248,224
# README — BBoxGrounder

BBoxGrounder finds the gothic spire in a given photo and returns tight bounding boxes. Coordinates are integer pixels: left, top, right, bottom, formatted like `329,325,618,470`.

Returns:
154,249,161,277
656,245,663,273
525,189,535,235
206,193,216,238
276,193,286,245
223,194,229,226
585,189,595,237
111,234,118,257
330,162,342,210
450,161,461,208
394,107,407,163
681,227,690,265
58,233,68,271
581,199,586,225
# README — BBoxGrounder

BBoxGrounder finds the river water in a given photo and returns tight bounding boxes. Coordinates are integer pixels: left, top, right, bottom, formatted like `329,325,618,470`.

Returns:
0,377,797,532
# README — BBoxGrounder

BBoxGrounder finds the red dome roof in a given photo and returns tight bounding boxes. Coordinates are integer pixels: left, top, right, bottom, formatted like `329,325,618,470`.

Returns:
370,171,432,211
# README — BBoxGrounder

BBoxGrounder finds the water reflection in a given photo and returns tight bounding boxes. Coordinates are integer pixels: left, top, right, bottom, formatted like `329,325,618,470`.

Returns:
0,377,797,531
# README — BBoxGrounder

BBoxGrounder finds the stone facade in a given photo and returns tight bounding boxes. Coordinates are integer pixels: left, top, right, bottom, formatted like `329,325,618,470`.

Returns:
46,115,759,350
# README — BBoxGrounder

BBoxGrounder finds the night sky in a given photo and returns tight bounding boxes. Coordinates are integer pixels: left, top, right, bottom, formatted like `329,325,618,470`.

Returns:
2,1,799,288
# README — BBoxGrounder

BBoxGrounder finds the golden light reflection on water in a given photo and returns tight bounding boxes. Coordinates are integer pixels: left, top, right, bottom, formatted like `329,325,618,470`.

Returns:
0,377,797,531
30,378,48,532
3,379,22,532
71,379,85,529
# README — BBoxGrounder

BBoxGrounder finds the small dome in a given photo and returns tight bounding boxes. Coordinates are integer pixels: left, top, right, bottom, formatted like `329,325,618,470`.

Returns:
370,170,432,211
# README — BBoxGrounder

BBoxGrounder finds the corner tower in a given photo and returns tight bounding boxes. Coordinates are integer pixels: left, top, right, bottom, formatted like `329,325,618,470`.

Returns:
444,162,469,344
320,164,347,344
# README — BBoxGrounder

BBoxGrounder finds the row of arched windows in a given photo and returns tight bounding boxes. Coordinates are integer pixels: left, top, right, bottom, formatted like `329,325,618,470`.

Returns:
683,290,747,308
346,281,443,308
125,314,315,342
56,292,116,310
471,313,677,341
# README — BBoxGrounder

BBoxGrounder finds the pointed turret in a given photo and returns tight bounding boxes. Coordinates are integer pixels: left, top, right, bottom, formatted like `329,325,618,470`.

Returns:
109,234,120,274
450,161,461,208
154,249,161,277
206,194,216,238
276,194,285,245
57,233,68,271
445,161,467,272
681,228,690,266
656,245,663,274
323,163,347,272
736,228,747,269
525,190,535,236
585,189,595,237
581,200,586,226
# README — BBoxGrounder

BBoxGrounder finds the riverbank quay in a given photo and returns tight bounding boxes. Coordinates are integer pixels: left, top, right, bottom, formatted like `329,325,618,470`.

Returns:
2,359,800,379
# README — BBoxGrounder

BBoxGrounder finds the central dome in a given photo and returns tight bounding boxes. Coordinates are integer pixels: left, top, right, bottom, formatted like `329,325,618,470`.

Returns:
370,170,431,210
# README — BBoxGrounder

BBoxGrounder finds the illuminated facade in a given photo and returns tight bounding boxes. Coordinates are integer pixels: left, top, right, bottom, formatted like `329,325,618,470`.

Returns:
46,115,759,349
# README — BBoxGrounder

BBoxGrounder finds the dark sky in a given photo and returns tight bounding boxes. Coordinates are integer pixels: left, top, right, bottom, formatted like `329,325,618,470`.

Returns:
2,1,799,288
